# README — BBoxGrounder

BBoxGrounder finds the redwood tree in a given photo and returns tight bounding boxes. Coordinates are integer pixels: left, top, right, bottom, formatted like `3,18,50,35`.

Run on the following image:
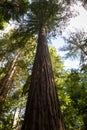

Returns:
0,51,20,99
22,0,68,130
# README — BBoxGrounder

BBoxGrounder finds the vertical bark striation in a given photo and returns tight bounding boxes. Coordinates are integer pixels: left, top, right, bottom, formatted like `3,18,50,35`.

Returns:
22,24,65,130
0,52,20,99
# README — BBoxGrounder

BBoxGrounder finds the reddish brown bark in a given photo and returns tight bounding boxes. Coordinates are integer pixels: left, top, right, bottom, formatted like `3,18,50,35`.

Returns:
0,51,20,99
22,24,65,130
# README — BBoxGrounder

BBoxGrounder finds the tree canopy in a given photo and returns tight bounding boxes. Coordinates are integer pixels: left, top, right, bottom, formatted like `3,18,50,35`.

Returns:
0,0,87,130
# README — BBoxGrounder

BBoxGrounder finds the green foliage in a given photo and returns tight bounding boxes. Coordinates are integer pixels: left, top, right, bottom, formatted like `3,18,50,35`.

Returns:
61,31,87,68
0,86,27,130
0,1,87,130
20,0,68,37
0,29,36,129
0,34,87,129
0,0,29,29
62,69,87,130
30,1,59,24
0,42,65,129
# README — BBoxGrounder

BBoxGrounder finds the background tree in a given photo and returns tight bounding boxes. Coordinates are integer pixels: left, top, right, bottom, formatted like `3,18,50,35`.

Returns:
1,0,87,130
0,29,36,130
0,29,36,99
0,0,29,29
60,31,87,69
0,44,66,130
62,69,87,130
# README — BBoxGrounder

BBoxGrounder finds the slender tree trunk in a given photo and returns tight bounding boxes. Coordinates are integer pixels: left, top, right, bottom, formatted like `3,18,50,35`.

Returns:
13,107,22,130
0,51,20,99
22,24,65,130
12,109,17,129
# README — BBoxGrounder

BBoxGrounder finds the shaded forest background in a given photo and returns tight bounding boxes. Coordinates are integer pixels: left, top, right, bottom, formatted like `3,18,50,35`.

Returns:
0,0,87,130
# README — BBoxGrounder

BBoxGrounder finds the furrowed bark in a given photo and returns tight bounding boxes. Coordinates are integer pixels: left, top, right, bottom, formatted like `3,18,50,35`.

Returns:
22,24,65,130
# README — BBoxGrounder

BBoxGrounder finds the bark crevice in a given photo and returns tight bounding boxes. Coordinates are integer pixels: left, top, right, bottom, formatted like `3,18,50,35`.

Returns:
22,24,65,130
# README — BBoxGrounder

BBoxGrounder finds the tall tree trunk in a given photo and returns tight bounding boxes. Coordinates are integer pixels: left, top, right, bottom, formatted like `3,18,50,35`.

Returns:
0,51,20,99
22,24,65,130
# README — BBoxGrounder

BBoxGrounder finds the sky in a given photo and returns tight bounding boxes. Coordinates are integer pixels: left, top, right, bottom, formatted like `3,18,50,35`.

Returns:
1,1,87,70
52,1,87,70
